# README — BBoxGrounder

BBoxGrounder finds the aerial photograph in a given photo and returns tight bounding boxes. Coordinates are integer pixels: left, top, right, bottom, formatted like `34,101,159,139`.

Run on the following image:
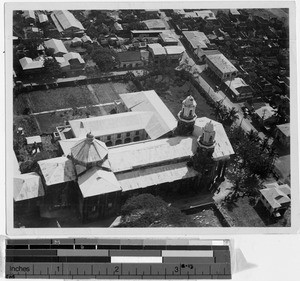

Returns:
11,8,291,228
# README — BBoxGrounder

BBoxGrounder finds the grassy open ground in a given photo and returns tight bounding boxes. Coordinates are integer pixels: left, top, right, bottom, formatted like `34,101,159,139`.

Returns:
27,85,98,113
14,82,136,135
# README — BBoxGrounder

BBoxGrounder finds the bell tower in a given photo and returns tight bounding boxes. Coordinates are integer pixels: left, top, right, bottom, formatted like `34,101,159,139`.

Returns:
192,121,218,191
176,95,197,135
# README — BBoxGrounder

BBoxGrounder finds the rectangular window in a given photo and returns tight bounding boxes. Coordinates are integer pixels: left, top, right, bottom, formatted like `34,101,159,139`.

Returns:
135,130,139,136
107,135,111,140
126,132,130,137
117,133,121,138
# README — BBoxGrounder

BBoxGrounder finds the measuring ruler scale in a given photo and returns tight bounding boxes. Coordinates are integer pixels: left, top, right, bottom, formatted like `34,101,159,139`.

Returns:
5,239,231,279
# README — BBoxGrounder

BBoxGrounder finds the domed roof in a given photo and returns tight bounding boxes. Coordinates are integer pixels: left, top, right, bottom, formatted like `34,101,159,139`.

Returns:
71,133,108,166
182,95,197,107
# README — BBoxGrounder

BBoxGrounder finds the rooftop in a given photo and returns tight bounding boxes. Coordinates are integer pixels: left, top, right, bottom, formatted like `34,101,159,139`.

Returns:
206,53,238,74
38,14,48,23
78,167,121,198
44,39,68,55
50,10,84,33
119,90,177,134
225,78,253,97
260,183,291,209
19,57,44,70
147,43,166,56
22,10,35,20
38,157,76,186
14,172,44,201
164,45,185,56
71,134,108,166
182,31,210,50
159,32,179,44
276,123,290,137
116,162,198,192
108,136,197,173
143,19,166,30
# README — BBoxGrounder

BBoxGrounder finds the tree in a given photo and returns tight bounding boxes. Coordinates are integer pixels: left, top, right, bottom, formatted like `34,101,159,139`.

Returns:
43,58,62,79
91,48,119,72
225,107,239,125
119,194,196,227
45,47,55,57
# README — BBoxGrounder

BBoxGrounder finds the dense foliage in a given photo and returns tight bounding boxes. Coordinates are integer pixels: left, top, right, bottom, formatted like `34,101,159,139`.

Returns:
91,48,119,72
119,194,196,227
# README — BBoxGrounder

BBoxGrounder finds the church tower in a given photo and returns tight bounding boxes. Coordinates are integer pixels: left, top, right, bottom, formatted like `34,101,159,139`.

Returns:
177,95,197,136
192,121,218,191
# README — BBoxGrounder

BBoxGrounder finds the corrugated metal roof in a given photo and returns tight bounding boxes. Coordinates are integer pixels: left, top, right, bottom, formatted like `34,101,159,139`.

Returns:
182,31,210,50
19,57,44,70
38,157,76,186
164,46,185,55
71,134,108,166
51,10,84,33
69,112,153,139
206,53,238,74
14,172,44,201
108,136,197,173
193,117,235,161
116,162,198,192
148,43,166,56
143,19,166,30
119,90,177,134
260,184,291,209
78,167,121,198
276,123,290,137
26,136,42,144
22,10,35,20
44,39,68,55
63,52,85,64
38,14,48,23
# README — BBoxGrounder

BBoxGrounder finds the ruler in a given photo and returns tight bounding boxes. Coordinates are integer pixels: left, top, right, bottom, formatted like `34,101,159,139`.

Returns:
5,239,231,279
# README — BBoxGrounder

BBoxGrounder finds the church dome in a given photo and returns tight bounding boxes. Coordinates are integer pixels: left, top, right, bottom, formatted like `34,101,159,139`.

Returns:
71,133,108,166
182,95,197,108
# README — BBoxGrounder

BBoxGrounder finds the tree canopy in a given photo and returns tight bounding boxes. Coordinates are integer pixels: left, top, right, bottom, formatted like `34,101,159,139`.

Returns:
119,194,196,227
43,58,62,79
91,48,119,72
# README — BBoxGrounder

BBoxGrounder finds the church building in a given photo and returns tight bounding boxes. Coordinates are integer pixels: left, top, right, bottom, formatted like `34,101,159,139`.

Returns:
14,91,234,223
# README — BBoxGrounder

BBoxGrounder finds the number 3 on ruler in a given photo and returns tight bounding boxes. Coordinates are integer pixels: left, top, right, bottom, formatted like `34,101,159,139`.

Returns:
174,266,179,273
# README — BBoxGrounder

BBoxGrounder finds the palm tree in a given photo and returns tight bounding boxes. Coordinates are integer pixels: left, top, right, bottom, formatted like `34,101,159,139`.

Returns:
226,107,239,124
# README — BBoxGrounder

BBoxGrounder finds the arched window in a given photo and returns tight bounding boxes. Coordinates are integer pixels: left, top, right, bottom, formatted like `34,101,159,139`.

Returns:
115,139,122,145
105,141,113,147
189,109,193,116
124,138,131,143
133,136,140,142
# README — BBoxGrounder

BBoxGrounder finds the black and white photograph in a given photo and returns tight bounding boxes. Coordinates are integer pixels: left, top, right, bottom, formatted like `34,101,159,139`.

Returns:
6,2,297,232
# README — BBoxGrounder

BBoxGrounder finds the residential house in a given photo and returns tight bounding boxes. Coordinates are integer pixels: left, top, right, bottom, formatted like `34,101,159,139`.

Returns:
253,104,276,128
38,13,48,24
19,57,44,74
143,19,166,30
164,46,185,64
159,32,179,46
22,10,36,24
147,43,167,63
224,77,254,101
44,38,68,57
259,182,291,217
117,51,144,68
275,123,290,147
182,31,210,53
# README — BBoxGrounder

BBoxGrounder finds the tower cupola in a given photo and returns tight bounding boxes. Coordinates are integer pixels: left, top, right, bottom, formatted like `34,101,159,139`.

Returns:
176,96,197,136
198,121,216,148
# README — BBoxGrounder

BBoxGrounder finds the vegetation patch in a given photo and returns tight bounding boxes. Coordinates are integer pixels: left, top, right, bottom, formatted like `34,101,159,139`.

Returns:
27,85,98,113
